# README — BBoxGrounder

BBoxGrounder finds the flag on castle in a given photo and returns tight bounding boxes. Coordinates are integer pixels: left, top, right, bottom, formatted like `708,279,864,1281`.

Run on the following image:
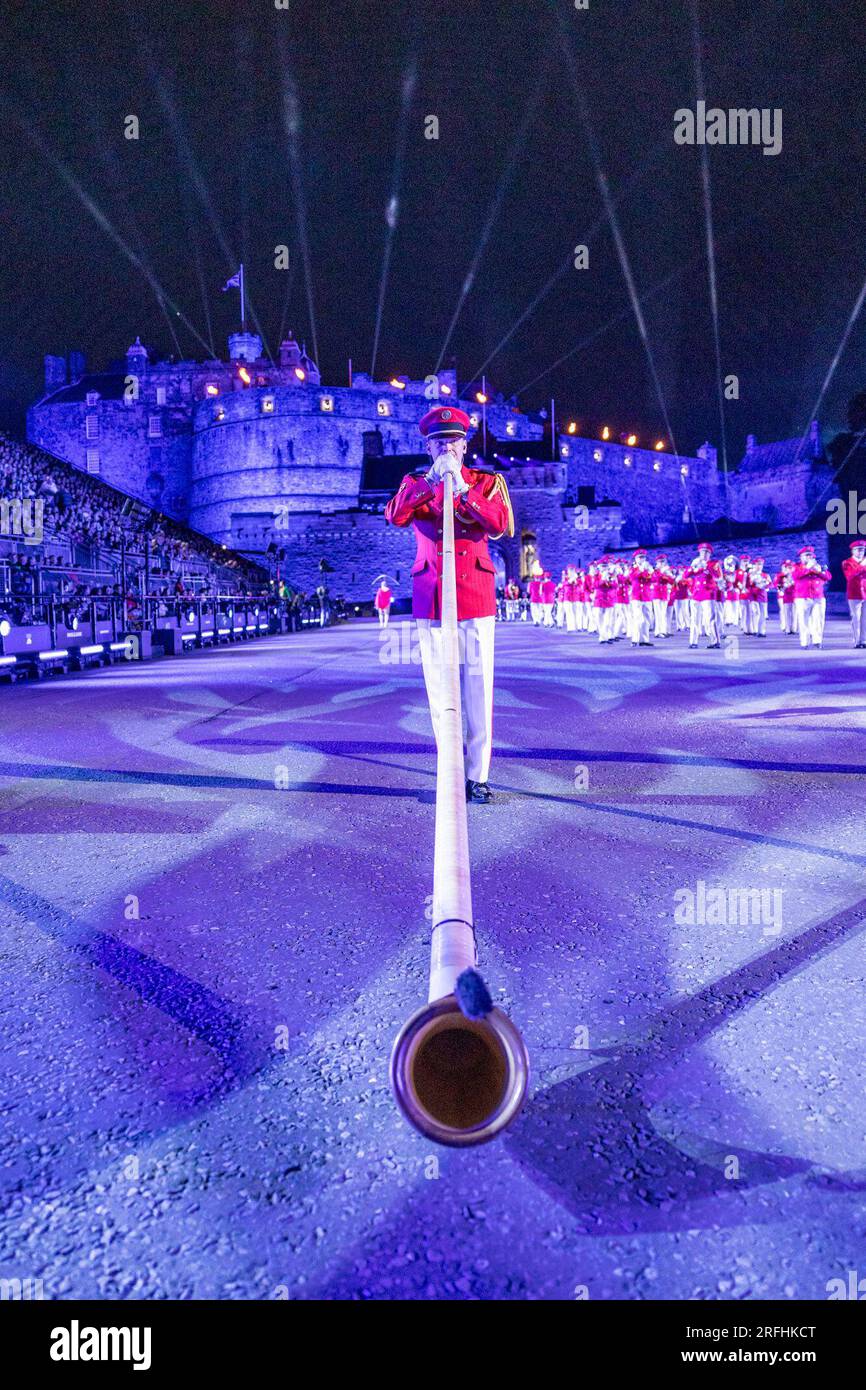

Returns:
221,264,245,328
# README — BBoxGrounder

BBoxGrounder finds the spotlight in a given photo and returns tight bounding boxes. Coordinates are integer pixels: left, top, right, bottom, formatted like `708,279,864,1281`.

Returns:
627,434,637,447
601,426,610,440
476,391,488,404
655,440,665,450
205,383,219,397
567,421,577,434
0,618,11,638
440,384,452,395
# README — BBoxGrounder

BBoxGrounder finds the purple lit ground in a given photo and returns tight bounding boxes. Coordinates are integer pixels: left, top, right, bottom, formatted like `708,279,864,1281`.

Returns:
1,616,865,1301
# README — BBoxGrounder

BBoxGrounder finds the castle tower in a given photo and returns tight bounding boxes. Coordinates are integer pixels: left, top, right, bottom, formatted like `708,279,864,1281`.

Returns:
228,332,263,363
125,337,149,377
43,354,67,393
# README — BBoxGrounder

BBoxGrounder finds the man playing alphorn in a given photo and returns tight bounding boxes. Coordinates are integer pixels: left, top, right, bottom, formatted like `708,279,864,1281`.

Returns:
385,404,514,804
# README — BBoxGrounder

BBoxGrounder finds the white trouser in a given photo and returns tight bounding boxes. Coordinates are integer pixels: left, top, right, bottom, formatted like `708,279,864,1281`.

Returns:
613,602,628,638
849,599,866,646
556,602,567,628
564,601,576,631
756,601,767,636
505,600,518,620
377,607,390,626
530,602,542,625
596,607,614,641
674,598,689,630
586,603,599,632
652,598,668,636
794,597,825,647
630,598,651,643
542,603,554,627
689,598,718,645
778,598,790,631
723,597,739,626
416,615,495,784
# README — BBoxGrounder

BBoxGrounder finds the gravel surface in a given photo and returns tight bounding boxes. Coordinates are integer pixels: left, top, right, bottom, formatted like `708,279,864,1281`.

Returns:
1,617,864,1300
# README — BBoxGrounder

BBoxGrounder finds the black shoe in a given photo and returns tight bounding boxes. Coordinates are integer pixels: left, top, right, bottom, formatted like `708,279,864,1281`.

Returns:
689,643,697,648
707,642,721,649
466,779,493,804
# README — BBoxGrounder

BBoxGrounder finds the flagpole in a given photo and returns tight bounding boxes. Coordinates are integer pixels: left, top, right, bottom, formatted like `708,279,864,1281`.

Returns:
240,264,245,331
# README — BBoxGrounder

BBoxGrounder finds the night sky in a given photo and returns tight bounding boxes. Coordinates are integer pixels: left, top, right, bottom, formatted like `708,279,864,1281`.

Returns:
0,0,863,459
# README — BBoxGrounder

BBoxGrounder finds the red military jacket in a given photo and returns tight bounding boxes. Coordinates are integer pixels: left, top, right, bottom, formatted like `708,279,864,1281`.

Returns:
842,556,866,600
385,466,514,620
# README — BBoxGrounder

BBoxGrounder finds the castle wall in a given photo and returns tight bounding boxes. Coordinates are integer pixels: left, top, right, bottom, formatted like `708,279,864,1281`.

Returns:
563,438,722,544
187,381,542,544
727,460,835,529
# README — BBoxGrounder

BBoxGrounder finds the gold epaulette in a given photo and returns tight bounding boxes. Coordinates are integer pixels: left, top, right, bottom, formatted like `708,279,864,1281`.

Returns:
488,472,515,540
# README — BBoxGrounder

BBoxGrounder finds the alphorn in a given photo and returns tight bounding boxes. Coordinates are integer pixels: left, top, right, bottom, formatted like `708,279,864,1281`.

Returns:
390,468,529,1146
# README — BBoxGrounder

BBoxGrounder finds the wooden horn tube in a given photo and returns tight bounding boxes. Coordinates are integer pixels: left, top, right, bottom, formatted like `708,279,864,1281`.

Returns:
390,471,529,1146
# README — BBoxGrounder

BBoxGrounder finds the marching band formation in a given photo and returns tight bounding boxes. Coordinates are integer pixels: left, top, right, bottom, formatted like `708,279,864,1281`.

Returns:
500,540,866,651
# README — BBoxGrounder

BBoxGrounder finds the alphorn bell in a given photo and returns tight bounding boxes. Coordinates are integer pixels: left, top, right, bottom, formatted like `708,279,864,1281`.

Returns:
390,467,529,1146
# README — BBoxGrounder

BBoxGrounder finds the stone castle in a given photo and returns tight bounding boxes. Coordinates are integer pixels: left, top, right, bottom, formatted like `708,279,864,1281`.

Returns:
27,333,835,600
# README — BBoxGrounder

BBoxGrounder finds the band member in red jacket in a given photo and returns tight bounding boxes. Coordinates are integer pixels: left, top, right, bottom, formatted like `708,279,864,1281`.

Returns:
374,579,392,627
385,403,514,803
528,568,544,626
628,550,653,646
791,546,832,648
773,560,796,635
842,539,866,647
504,578,521,622
686,548,721,648
541,571,556,627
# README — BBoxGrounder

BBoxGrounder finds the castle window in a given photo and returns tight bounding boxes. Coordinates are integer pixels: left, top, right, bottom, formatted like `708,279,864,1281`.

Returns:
624,454,632,467
85,391,99,407
593,448,603,462
469,413,480,427
653,460,661,472
560,444,570,458
156,386,167,406
320,396,334,412
505,421,516,436
681,465,689,476
215,406,225,422
376,400,390,417
85,414,98,440
148,415,162,438
262,397,275,414
86,450,100,474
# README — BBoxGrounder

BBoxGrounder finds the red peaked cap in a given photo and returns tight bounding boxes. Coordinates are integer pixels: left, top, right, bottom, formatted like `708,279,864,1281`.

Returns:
697,541,713,552
850,540,866,550
419,404,472,438
798,546,816,556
